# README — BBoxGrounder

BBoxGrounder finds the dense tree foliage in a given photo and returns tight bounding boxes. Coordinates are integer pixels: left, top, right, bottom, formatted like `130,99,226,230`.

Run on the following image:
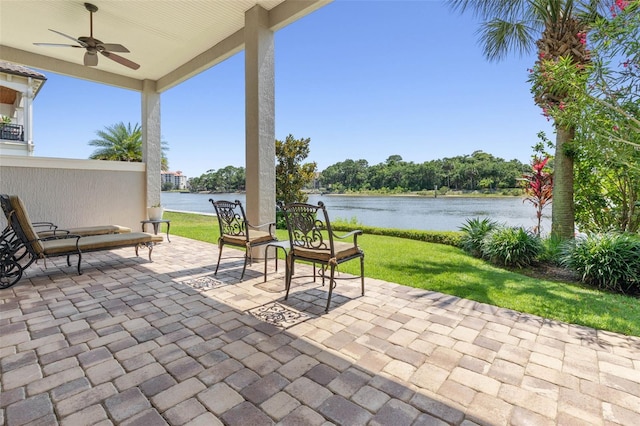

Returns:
187,166,246,193
275,134,317,205
88,122,169,171
320,151,526,194
187,150,529,195
529,1,640,233
573,1,639,234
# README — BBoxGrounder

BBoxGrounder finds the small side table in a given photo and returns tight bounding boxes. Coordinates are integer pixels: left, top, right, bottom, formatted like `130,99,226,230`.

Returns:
264,240,290,282
141,219,171,242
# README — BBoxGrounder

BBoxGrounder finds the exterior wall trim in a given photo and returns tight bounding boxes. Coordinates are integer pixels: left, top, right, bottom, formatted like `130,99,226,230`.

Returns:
0,156,146,172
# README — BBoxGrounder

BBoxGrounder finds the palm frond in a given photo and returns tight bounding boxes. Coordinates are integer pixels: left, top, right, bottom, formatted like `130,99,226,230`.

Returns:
479,19,537,61
88,121,168,167
447,0,529,21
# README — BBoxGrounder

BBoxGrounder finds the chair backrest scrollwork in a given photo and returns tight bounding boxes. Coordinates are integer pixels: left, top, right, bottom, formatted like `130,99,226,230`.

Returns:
209,199,249,241
281,201,334,253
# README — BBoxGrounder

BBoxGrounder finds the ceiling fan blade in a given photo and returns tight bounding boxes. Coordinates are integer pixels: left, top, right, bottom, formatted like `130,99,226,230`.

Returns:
84,51,99,66
33,43,82,48
100,43,129,53
48,29,88,47
100,51,140,70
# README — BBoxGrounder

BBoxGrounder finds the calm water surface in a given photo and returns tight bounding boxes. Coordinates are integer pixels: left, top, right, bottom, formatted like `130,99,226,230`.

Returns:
161,192,550,232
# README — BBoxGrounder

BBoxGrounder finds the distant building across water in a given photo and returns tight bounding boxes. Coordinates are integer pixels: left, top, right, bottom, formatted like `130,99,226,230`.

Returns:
161,170,187,190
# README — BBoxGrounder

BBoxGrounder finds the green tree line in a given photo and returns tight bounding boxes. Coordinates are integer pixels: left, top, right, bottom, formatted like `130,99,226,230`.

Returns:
187,150,527,195
320,151,526,194
188,165,246,193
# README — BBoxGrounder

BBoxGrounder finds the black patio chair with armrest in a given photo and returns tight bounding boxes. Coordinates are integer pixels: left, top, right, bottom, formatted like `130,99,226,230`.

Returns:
209,199,278,280
280,201,365,313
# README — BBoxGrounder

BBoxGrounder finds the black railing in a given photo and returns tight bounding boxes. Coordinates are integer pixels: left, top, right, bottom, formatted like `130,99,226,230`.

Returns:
0,124,24,141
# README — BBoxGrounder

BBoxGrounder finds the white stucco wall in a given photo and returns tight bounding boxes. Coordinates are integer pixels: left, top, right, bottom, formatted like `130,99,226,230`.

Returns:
0,104,13,118
0,156,146,231
0,141,32,156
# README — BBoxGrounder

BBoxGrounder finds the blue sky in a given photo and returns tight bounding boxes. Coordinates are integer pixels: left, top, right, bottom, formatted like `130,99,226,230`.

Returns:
32,0,555,179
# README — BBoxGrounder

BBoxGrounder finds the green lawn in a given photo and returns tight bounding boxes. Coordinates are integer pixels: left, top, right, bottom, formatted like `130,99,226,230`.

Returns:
165,211,640,337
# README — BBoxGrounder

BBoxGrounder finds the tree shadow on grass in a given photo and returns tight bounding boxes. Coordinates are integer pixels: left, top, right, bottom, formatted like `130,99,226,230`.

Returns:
383,256,640,342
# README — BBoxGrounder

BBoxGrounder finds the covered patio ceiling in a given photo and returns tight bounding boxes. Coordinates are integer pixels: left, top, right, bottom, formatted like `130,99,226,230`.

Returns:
0,0,330,92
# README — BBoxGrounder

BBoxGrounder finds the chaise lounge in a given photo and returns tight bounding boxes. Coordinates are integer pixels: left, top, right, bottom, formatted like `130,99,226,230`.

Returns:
0,194,162,289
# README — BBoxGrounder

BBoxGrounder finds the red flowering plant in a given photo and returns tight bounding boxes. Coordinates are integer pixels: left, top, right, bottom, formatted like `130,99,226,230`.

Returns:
522,156,553,236
530,0,639,147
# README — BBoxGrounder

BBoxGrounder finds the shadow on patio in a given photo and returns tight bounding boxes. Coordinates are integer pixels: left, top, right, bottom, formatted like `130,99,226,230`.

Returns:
1,236,639,425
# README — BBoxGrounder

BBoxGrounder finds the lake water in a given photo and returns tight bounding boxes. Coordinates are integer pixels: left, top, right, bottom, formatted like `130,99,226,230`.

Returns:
162,192,551,233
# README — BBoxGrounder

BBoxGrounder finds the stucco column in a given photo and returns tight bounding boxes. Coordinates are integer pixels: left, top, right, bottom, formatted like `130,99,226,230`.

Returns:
24,78,34,154
141,79,162,213
245,5,276,233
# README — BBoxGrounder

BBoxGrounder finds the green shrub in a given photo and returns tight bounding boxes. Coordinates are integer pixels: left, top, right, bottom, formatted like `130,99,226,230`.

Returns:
481,227,543,268
459,217,499,257
331,222,463,247
539,233,566,265
275,209,287,230
560,233,640,294
501,188,524,196
332,217,361,228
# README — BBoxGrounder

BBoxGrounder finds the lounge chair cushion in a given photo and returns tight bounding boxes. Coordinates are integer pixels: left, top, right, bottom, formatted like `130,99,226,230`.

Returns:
43,233,163,255
38,225,131,237
292,241,361,263
10,195,45,254
222,230,274,246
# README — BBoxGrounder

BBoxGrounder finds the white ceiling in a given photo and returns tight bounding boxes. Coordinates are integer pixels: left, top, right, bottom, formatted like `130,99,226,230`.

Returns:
0,0,330,92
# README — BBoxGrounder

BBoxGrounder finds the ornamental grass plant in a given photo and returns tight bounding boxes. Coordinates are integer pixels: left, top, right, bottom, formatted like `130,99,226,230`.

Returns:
480,227,543,268
561,232,640,294
459,217,499,257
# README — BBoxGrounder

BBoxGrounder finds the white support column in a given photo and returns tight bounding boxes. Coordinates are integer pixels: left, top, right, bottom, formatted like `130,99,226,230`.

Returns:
24,78,34,154
245,5,276,232
141,79,162,212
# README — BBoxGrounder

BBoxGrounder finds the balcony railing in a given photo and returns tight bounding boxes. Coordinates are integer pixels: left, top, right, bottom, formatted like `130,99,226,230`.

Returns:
1,124,24,141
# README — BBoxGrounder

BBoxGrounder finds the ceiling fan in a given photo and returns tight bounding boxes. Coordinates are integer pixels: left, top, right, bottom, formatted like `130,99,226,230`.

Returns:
33,2,140,70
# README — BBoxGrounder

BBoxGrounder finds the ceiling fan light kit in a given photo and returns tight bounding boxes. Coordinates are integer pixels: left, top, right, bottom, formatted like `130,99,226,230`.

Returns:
33,2,140,70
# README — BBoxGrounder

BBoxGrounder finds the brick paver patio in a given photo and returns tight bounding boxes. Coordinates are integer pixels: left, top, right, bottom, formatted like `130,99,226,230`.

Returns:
1,236,639,425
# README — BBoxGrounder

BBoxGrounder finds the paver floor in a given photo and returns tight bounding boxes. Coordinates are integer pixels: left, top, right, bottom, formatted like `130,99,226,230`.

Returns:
1,236,639,425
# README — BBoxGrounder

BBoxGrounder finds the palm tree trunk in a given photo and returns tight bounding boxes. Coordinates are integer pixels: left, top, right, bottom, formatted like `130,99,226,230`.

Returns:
552,125,575,239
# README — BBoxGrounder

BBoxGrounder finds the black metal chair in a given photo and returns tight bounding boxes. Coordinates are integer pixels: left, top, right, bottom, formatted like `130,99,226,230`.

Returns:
209,199,277,280
281,201,365,312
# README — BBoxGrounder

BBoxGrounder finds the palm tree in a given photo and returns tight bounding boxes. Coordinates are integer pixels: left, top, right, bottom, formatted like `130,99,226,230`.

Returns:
89,122,169,171
448,0,606,239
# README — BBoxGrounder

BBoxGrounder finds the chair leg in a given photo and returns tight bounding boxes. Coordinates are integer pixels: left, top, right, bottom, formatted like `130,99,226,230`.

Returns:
240,254,248,281
284,255,293,300
263,245,269,282
76,252,83,275
214,243,224,275
360,256,365,296
325,264,336,313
